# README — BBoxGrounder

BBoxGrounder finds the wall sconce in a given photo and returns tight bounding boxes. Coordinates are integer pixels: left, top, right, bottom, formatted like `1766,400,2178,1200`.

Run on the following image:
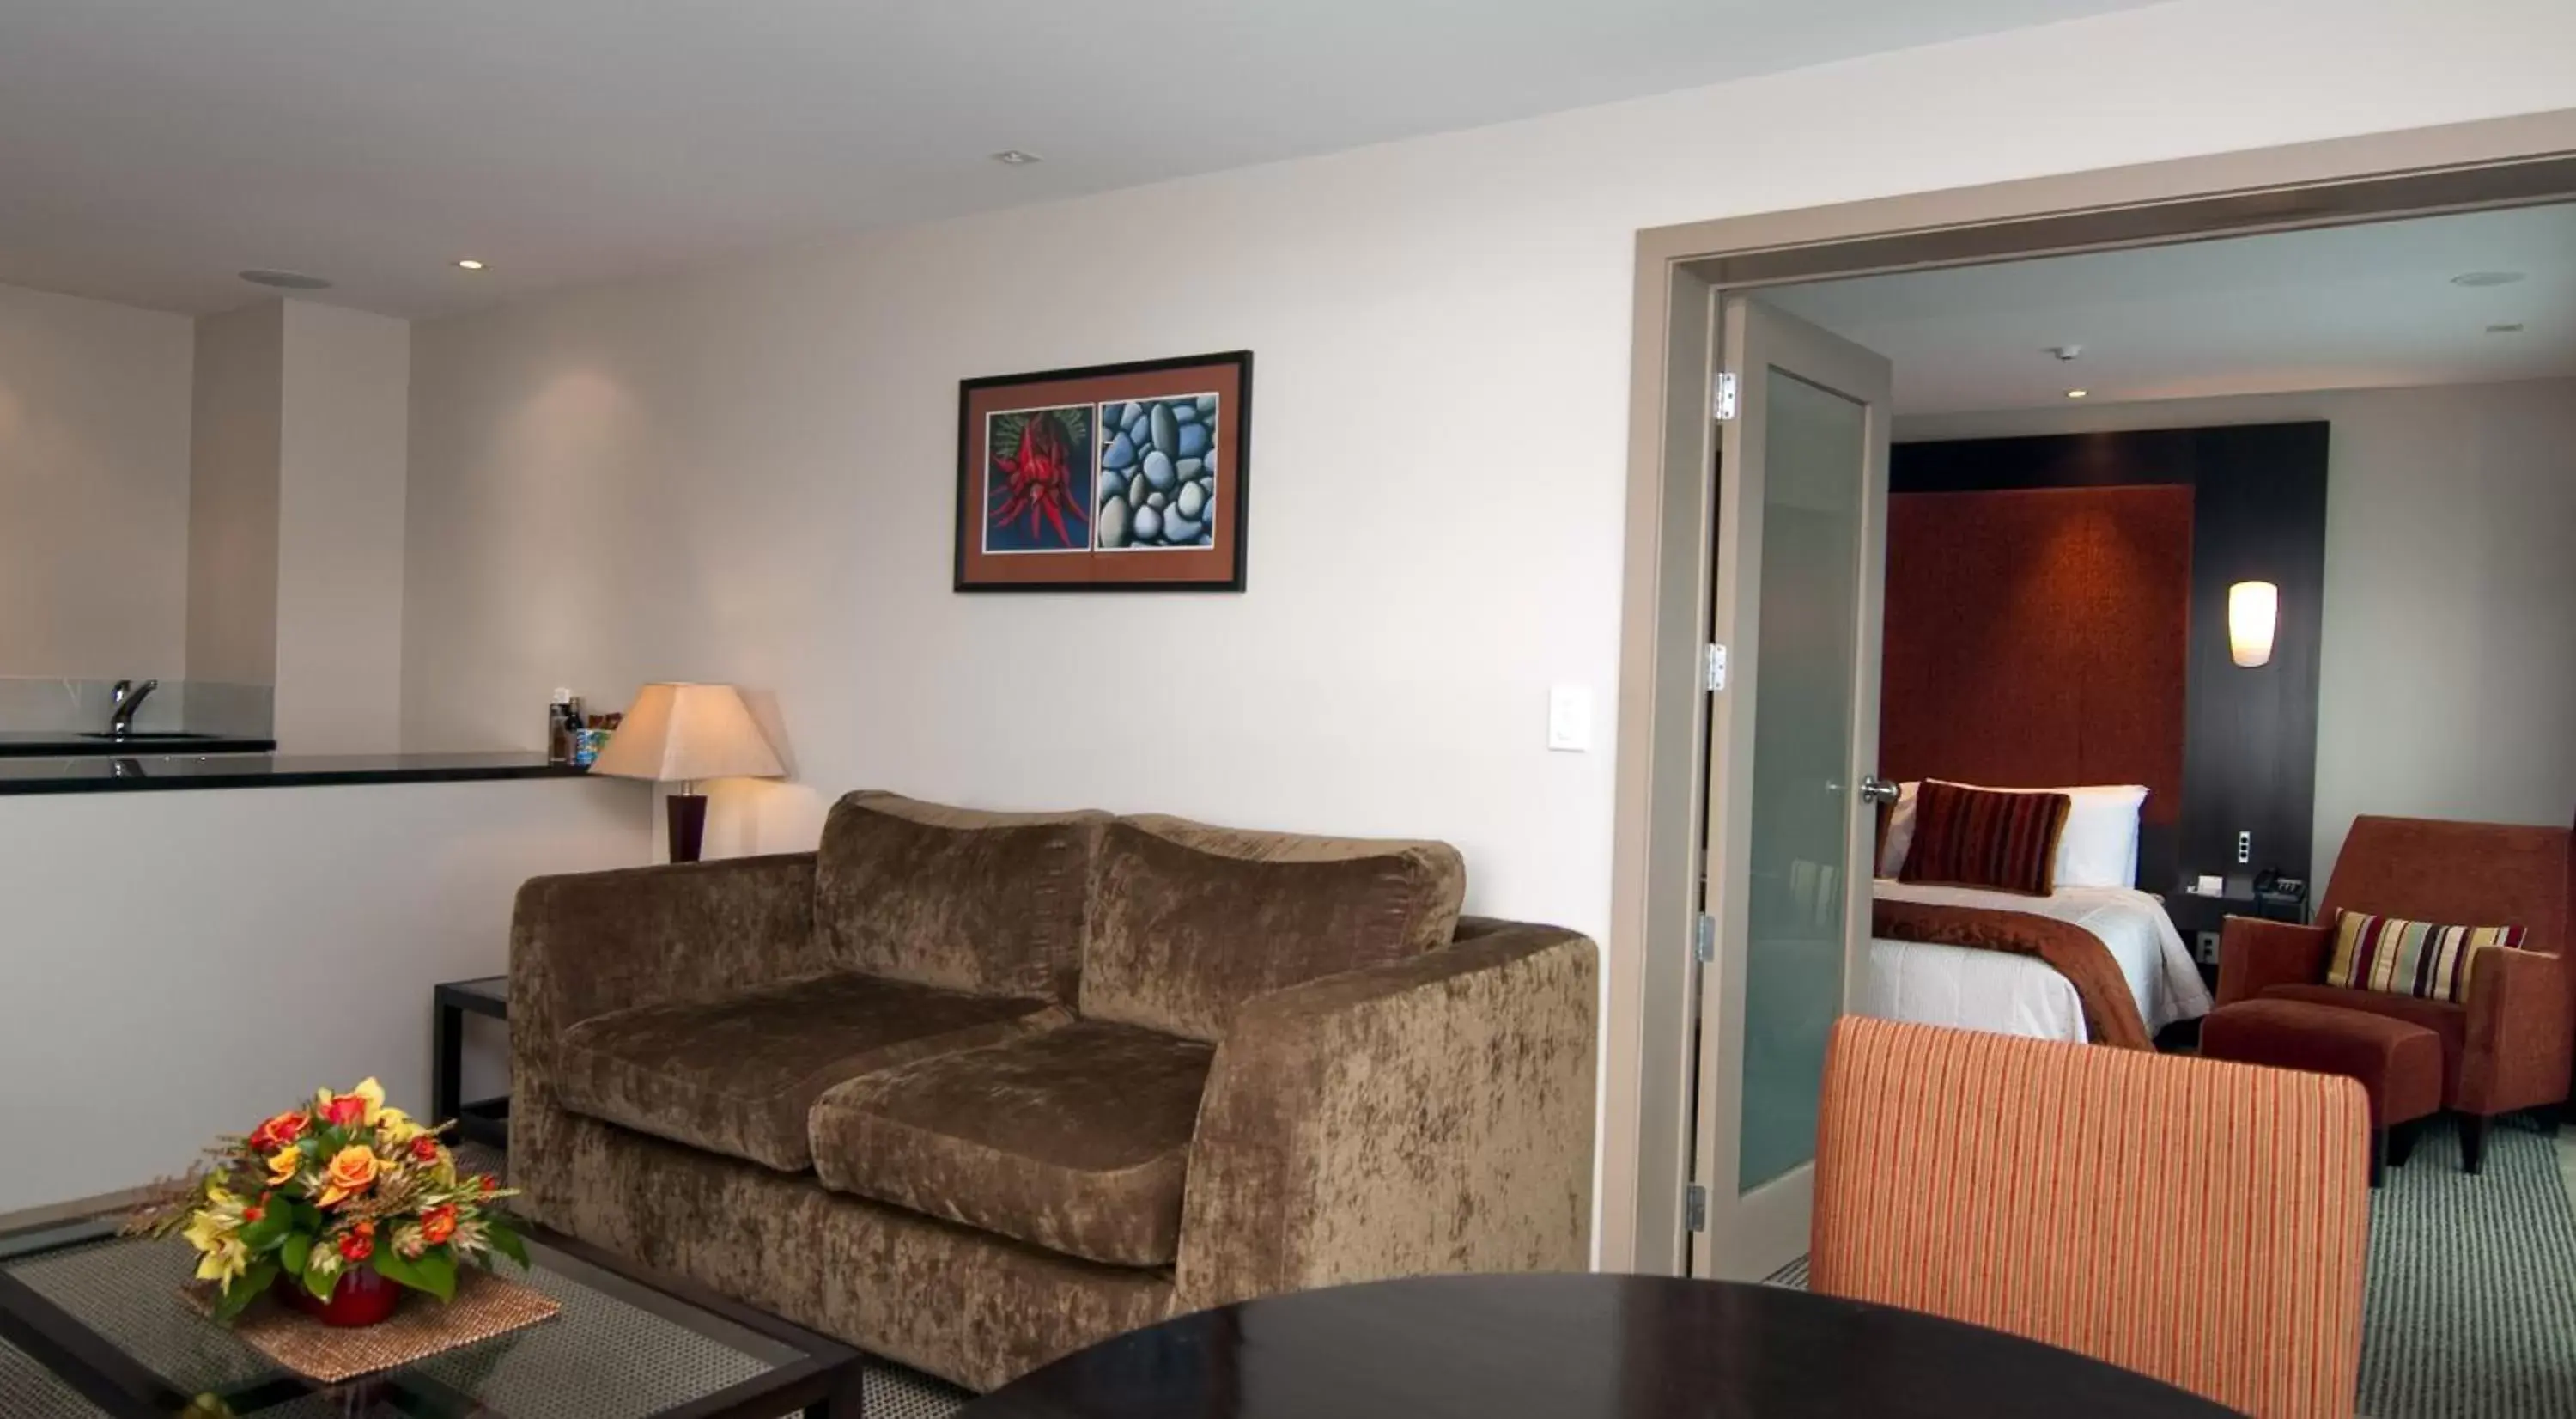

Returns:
2229,581,2278,667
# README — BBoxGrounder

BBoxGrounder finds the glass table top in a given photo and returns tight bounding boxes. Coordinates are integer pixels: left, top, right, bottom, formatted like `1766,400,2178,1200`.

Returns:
0,1221,853,1419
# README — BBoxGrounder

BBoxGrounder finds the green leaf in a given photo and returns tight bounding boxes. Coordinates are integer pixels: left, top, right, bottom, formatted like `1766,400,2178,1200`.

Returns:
372,1246,456,1303
303,1246,340,1301
483,1222,530,1271
237,1209,289,1254
209,1260,278,1325
279,1233,310,1279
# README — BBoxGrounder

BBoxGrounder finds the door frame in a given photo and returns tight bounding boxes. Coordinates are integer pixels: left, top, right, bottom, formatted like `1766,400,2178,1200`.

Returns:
1599,108,2576,1275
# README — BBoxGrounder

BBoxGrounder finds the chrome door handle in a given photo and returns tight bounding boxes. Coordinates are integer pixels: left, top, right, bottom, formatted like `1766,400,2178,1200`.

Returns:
1859,776,1901,807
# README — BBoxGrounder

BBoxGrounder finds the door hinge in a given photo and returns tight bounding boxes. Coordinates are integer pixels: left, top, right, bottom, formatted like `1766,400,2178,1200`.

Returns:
1704,643,1728,692
1711,370,1739,423
1693,912,1716,964
1684,1184,1709,1233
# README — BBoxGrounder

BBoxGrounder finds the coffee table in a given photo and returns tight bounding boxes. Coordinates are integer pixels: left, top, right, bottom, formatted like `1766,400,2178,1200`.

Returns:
0,1215,862,1418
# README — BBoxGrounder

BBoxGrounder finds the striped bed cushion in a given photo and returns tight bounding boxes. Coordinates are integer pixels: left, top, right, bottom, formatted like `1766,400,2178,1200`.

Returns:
2324,910,2529,1003
1897,780,2070,896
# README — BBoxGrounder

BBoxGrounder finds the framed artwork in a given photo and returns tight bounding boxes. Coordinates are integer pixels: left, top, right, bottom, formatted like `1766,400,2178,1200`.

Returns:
955,350,1253,592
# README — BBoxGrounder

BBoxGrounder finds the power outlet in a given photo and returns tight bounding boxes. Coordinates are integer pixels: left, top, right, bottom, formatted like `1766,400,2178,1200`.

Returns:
2196,930,2221,965
2236,831,2251,866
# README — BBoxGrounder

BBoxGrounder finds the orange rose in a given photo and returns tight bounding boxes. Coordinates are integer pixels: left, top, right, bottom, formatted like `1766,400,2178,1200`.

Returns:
421,1203,457,1245
318,1145,380,1206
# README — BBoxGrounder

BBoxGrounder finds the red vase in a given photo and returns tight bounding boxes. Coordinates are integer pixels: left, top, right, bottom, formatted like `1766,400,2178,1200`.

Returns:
280,1264,400,1327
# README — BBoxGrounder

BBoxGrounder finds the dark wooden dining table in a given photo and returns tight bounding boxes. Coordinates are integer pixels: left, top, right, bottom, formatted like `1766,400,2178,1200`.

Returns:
961,1274,2243,1418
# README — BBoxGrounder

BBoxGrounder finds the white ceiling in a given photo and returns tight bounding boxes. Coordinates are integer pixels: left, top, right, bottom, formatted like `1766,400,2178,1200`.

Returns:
1765,203,2576,415
0,0,2166,319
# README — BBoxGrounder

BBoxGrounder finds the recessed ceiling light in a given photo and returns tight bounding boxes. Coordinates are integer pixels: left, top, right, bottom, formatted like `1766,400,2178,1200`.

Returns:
990,149,1042,166
2451,271,2525,288
2065,389,2090,399
239,269,333,290
2487,322,2526,334
455,259,486,271
2046,344,2083,362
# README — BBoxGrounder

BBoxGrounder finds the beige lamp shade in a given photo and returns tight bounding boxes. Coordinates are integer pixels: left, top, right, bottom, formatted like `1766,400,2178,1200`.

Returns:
2228,581,2278,667
590,683,784,785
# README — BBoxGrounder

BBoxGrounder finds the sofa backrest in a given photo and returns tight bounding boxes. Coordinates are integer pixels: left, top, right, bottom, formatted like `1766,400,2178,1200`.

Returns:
1080,813,1467,1043
2323,815,2572,958
816,790,1105,1005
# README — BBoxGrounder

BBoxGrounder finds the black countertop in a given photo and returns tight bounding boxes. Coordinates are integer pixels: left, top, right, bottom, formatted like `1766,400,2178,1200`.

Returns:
0,752,594,795
0,731,279,758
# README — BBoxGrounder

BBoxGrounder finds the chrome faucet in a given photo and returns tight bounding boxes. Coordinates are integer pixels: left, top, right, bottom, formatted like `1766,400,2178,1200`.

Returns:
107,679,158,735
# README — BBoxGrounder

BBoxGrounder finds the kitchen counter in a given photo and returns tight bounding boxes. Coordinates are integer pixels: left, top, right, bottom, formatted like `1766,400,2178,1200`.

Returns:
0,730,279,757
0,751,587,795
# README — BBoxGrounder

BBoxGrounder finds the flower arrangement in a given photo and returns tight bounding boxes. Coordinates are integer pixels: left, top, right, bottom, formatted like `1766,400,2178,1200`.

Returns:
131,1078,526,1325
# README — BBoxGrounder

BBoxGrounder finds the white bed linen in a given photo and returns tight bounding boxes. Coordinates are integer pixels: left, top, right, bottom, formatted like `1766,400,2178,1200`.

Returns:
1855,879,2213,1044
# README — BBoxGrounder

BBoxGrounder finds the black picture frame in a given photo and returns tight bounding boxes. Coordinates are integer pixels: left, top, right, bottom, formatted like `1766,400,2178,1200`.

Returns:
954,350,1253,592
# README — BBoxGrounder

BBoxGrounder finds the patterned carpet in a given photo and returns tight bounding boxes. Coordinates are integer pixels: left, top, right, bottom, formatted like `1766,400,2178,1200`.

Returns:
11,1119,2573,1417
1764,1113,2576,1418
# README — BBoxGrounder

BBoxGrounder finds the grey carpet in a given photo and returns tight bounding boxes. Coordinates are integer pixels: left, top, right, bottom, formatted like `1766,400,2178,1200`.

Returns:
1764,1113,2576,1418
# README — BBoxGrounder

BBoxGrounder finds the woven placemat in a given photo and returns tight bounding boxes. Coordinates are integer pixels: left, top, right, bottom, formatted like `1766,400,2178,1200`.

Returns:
184,1266,559,1384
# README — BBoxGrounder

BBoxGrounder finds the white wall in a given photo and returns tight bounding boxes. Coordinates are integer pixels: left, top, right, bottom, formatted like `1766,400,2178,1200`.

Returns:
403,0,2576,944
185,300,284,689
0,778,648,1212
0,282,194,680
276,302,410,751
1900,378,2576,877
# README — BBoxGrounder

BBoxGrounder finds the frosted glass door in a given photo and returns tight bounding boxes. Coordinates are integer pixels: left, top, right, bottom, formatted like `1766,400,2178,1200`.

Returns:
1692,297,1891,1282
1735,370,1866,1193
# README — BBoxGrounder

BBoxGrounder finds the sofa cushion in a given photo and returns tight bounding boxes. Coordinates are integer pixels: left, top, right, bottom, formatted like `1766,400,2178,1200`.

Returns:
815,790,1106,1006
556,972,1066,1172
1080,814,1467,1043
2323,909,2530,1003
809,1020,1214,1268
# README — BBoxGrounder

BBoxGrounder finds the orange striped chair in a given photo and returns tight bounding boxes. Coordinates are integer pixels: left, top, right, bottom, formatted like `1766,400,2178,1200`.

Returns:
1810,1016,2370,1419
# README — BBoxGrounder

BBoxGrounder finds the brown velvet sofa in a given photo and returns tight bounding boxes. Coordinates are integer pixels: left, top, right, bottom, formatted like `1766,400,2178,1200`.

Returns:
510,790,1598,1391
2218,813,2574,1172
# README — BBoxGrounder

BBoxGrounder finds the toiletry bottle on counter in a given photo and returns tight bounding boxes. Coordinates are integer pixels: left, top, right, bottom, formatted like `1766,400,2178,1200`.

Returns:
547,689,584,764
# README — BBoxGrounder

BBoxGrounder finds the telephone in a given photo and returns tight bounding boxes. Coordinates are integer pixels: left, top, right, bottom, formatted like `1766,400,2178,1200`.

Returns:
2253,868,2306,899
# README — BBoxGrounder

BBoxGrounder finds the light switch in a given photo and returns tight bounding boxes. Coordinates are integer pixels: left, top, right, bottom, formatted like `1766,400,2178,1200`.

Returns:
1547,685,1593,752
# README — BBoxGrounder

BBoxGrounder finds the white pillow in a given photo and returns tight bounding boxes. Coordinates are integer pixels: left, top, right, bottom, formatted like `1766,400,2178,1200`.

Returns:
1879,780,2148,890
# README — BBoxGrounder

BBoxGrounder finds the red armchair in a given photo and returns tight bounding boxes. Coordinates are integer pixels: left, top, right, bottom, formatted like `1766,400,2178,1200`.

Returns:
2218,814,2574,1173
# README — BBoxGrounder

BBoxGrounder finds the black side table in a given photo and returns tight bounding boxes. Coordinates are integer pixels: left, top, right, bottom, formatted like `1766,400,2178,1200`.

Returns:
432,975,512,1149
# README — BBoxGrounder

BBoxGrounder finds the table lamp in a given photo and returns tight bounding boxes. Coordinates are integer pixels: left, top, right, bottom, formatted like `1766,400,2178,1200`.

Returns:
589,683,785,862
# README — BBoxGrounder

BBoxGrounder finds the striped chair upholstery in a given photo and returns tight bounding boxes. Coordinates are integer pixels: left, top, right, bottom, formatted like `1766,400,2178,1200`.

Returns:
1811,1017,2369,1419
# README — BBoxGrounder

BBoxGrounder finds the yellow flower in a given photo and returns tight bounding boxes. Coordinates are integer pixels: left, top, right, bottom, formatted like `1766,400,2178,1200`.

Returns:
318,1144,380,1206
267,1148,301,1186
180,1210,233,1256
192,1235,249,1288
352,1077,386,1127
374,1106,423,1143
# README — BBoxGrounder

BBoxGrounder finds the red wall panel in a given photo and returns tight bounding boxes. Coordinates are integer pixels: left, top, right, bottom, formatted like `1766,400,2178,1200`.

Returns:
1879,485,2192,825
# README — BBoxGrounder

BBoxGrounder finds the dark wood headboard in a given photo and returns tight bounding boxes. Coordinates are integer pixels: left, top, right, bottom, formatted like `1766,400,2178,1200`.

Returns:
1886,422,2329,891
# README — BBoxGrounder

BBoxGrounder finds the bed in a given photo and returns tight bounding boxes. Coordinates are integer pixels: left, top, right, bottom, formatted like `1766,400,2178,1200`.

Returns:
1855,877,2212,1044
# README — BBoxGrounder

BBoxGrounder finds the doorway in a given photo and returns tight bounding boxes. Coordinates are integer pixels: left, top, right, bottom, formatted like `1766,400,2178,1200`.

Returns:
1600,111,2576,1277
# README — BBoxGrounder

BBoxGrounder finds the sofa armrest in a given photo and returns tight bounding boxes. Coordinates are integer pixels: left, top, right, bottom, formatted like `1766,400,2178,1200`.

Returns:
1172,921,1597,1314
509,853,819,1046
2215,916,2332,1007
2459,947,2574,1116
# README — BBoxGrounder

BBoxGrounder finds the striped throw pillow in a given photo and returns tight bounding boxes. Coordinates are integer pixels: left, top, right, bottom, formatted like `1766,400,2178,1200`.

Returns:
1898,781,2071,897
2325,910,2529,1003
